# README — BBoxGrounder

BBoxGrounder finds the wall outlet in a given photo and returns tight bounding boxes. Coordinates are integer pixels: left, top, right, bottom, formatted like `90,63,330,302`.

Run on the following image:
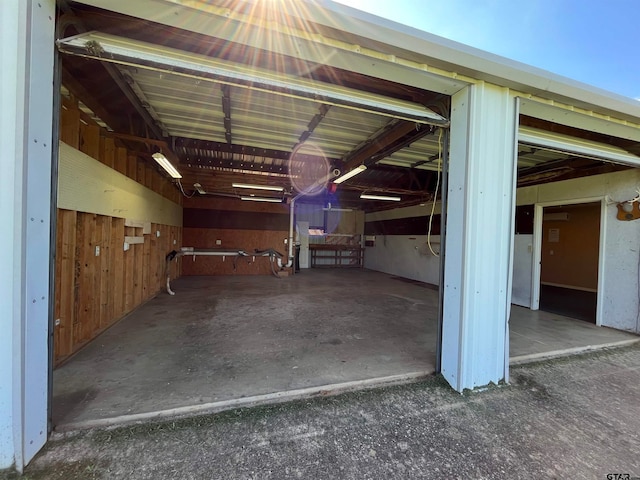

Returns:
156,231,161,237
124,242,130,251
95,246,100,256
216,239,222,245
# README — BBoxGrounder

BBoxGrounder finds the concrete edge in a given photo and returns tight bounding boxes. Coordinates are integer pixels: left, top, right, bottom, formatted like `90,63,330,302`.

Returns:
509,338,640,366
52,370,435,436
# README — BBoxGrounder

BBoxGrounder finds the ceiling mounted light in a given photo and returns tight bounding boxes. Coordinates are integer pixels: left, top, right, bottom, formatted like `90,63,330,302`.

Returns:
240,196,283,203
232,183,284,192
333,165,367,184
152,152,182,179
360,193,401,201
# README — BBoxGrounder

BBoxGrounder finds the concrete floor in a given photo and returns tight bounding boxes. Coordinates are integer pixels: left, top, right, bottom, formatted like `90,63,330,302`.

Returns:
52,269,638,430
21,345,640,479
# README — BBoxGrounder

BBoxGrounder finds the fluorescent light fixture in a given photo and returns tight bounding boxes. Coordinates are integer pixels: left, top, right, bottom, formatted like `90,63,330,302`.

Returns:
152,152,182,179
232,183,284,192
240,196,283,203
360,193,401,201
333,165,366,184
57,32,448,125
193,183,206,194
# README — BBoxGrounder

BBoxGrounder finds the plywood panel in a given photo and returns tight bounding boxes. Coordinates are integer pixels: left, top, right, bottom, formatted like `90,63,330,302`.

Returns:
99,216,112,330
101,137,116,169
136,158,146,186
60,105,80,148
114,146,127,175
127,155,137,180
123,226,135,314
80,123,101,160
182,228,289,276
74,213,97,346
133,230,144,307
110,217,125,320
54,209,77,363
142,232,151,300
184,196,290,214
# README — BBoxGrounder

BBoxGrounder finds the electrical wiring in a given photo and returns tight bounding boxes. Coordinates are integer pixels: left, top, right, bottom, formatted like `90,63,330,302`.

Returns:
427,128,443,257
176,179,195,198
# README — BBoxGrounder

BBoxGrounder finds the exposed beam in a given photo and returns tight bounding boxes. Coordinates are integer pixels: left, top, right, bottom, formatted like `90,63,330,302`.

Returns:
174,137,342,166
342,120,419,171
61,66,123,132
221,84,232,144
57,7,165,140
108,132,169,148
292,104,331,150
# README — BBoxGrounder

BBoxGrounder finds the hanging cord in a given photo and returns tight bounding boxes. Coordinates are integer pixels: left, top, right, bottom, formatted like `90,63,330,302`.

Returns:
427,128,443,257
176,179,195,198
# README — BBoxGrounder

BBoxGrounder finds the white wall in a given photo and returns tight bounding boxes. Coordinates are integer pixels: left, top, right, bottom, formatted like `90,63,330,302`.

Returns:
366,169,640,334
512,235,533,307
515,169,640,333
364,235,441,284
59,142,183,226
364,203,442,283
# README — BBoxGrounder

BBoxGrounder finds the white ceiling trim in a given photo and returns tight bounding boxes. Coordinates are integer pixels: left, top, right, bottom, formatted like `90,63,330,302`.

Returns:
57,31,448,126
518,126,640,167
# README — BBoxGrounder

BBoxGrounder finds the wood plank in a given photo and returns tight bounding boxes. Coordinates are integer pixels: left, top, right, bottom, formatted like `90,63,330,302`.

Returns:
54,209,78,365
124,226,135,313
124,236,144,245
152,224,162,293
144,164,154,190
101,136,116,169
91,215,104,337
143,230,151,300
127,155,137,180
80,123,101,160
60,105,80,149
74,212,96,347
137,158,146,186
99,216,112,330
115,147,127,175
151,169,162,195
111,217,125,319
133,228,144,307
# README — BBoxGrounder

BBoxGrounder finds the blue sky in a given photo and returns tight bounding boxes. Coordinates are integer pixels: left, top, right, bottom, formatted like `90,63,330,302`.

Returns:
334,0,640,100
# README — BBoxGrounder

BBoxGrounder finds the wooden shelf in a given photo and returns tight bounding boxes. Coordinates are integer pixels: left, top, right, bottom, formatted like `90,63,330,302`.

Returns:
310,244,363,268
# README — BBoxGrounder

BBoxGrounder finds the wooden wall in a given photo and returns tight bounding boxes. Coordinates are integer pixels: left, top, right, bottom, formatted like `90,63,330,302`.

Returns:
54,213,181,363
53,98,183,366
182,197,291,276
541,202,600,291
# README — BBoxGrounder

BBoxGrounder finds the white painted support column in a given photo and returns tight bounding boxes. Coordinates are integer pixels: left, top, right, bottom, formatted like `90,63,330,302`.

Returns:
0,0,55,471
441,83,518,392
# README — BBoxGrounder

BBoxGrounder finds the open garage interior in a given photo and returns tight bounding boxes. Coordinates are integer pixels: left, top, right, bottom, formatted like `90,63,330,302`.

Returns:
49,1,640,430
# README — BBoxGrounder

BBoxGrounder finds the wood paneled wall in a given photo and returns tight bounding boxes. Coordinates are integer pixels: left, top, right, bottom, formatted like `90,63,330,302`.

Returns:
182,197,291,276
54,97,183,365
54,212,181,364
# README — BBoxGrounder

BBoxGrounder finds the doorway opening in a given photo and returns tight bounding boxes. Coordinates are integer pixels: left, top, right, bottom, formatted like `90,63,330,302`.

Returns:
538,201,601,323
